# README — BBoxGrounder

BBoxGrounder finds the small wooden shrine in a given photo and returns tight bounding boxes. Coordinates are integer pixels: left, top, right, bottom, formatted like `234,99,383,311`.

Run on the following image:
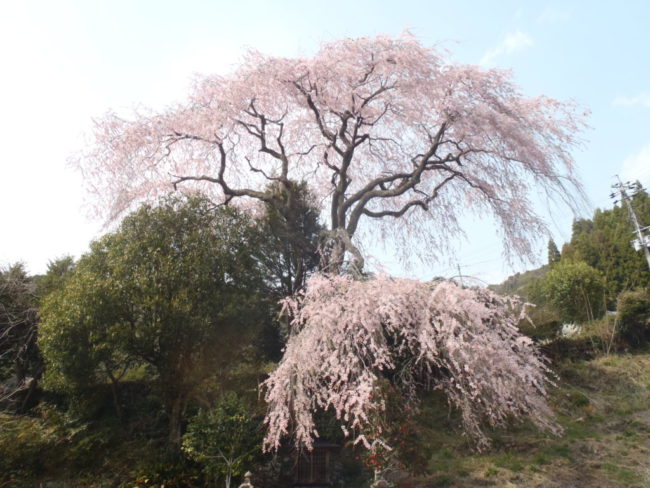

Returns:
292,440,340,487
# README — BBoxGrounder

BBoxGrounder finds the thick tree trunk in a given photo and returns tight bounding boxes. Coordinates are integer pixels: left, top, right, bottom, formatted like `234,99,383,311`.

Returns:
109,379,123,424
319,228,363,276
105,367,124,423
319,230,346,275
168,394,187,447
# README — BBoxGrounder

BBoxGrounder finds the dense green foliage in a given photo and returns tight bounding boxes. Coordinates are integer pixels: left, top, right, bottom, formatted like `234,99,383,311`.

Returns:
547,239,561,266
540,260,606,323
182,394,262,488
39,197,272,445
0,190,334,485
256,180,322,298
616,288,650,346
562,190,650,306
36,256,76,299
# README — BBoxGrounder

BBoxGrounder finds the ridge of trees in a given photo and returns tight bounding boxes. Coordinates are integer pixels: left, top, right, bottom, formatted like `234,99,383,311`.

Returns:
492,188,650,338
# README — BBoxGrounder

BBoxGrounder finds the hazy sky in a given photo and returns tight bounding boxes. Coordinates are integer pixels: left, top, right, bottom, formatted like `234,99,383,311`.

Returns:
1,0,649,283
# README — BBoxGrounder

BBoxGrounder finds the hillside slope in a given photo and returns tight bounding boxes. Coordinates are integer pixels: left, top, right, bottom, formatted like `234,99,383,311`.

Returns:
407,352,650,488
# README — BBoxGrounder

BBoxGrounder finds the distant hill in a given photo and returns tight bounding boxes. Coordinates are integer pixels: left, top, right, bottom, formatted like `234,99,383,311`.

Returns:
489,264,547,299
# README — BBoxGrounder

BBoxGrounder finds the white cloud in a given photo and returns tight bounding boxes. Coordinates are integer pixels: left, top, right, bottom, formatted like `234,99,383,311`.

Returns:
537,6,572,24
480,30,533,66
613,92,650,110
620,145,650,189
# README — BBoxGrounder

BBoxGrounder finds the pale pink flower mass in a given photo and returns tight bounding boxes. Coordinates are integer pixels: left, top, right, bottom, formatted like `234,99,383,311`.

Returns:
262,274,560,452
75,33,587,267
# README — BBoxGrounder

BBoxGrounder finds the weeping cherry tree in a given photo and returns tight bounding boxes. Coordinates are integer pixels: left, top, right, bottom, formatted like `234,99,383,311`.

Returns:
75,34,588,456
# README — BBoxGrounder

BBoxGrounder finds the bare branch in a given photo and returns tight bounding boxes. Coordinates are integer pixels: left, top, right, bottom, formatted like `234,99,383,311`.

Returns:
172,142,272,202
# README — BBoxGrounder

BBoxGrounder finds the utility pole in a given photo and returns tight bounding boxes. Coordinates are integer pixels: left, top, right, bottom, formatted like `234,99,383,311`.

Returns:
456,263,465,287
611,177,650,271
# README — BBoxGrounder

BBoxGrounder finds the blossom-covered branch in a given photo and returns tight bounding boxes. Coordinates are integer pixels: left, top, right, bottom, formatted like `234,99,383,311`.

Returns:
75,34,587,270
262,274,560,452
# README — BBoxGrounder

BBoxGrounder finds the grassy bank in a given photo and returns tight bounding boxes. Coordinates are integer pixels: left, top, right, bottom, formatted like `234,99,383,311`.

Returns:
407,352,650,488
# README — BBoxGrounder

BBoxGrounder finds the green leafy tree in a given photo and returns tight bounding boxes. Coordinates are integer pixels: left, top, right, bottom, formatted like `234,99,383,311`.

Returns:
540,260,606,323
40,197,271,445
250,181,323,360
36,256,76,299
182,393,262,488
39,252,132,421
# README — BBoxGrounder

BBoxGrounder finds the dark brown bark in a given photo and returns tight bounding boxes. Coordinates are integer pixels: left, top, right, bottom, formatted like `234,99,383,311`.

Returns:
168,393,188,447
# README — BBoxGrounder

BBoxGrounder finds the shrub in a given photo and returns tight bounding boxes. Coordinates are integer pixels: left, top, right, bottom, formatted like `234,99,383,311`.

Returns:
519,304,562,342
129,452,203,488
616,288,650,347
0,406,67,481
182,393,263,488
540,260,606,323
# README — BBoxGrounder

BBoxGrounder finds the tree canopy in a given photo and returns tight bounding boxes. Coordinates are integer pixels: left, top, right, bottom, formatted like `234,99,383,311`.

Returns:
76,34,586,271
562,188,650,303
539,260,606,323
39,197,271,445
255,180,322,296
547,239,561,266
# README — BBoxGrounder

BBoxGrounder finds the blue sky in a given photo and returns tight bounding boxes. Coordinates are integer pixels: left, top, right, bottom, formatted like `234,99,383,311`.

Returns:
1,0,649,283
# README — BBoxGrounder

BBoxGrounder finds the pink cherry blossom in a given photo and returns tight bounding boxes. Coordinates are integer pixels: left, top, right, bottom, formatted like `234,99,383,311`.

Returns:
74,34,587,268
262,274,560,452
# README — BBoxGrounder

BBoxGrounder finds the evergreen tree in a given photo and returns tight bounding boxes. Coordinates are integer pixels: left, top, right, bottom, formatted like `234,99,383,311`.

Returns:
547,239,561,266
256,181,322,297
562,189,650,306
